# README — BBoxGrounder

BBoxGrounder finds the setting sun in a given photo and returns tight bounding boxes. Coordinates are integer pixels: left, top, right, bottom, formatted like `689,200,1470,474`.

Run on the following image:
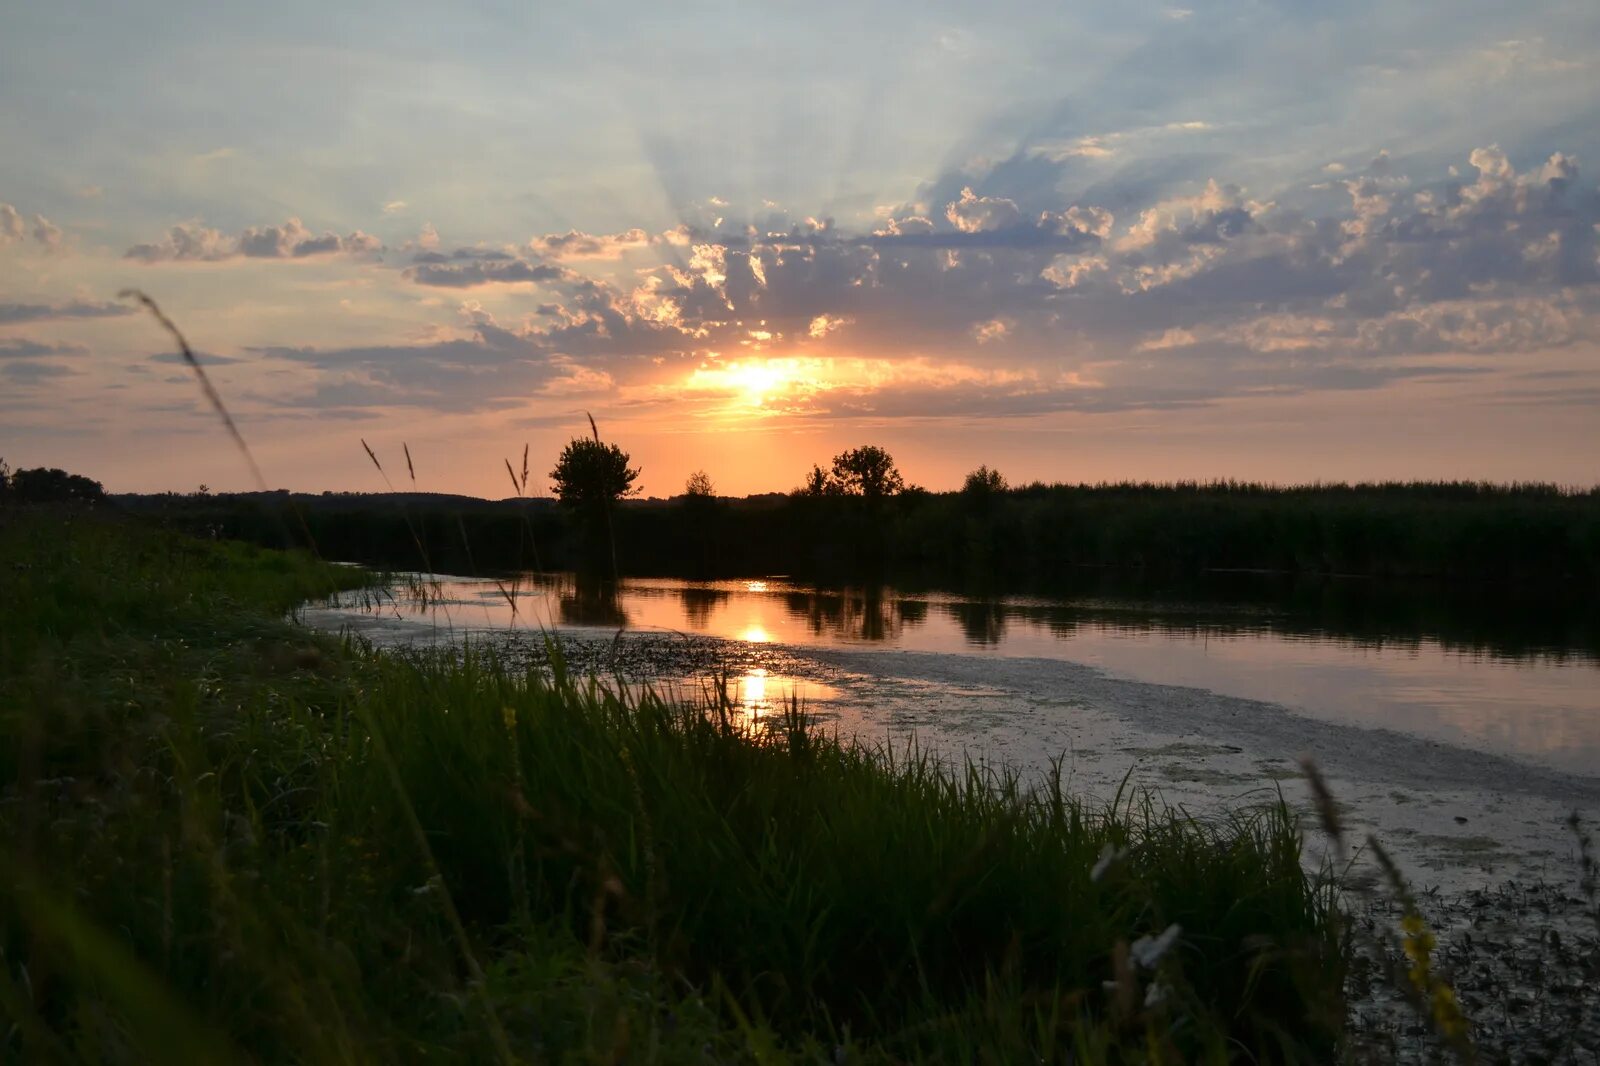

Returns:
685,358,812,409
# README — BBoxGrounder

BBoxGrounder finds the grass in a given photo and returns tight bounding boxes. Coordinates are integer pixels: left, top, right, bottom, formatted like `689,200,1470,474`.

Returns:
1,507,1348,1062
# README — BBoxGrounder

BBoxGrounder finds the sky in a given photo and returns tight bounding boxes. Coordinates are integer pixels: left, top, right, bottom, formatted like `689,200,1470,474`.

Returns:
3,0,1599,497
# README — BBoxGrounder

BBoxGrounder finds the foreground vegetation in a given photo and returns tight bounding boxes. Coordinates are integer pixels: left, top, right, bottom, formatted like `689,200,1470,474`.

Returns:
0,509,1346,1061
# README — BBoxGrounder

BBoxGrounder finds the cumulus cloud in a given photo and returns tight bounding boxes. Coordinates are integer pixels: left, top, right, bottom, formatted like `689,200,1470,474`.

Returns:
1,203,63,250
125,217,384,261
213,144,1600,420
863,189,1109,251
529,228,652,259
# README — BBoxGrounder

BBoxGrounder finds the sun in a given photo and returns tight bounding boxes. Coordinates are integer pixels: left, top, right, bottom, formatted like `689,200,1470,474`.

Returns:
684,358,805,409
725,360,791,406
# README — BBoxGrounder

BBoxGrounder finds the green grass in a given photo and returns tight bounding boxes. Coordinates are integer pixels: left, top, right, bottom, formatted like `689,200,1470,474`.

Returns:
0,508,1346,1062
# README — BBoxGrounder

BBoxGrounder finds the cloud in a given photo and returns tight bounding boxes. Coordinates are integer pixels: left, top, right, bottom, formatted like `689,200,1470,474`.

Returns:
865,189,1110,251
403,249,568,288
529,228,652,259
1,203,63,249
171,143,1600,422
125,217,384,262
0,299,135,323
247,320,619,414
150,350,242,366
0,337,89,359
0,360,74,384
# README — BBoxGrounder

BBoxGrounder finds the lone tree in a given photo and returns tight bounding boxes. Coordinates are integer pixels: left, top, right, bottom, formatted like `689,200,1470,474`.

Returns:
684,469,715,497
830,445,904,499
550,419,639,579
550,438,640,508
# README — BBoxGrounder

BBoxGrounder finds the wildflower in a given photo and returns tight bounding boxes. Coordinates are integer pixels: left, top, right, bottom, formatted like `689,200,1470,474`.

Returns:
1144,981,1169,1008
1130,923,1182,969
1090,842,1126,882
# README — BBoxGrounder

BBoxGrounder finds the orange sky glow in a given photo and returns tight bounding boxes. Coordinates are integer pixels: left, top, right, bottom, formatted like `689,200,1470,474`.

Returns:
4,3,1599,496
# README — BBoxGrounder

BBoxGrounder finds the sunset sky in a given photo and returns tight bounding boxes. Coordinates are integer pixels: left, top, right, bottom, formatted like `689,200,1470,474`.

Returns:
3,1,1598,496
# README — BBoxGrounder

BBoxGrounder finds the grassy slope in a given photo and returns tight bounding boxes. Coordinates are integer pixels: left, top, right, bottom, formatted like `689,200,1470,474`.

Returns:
0,509,1345,1063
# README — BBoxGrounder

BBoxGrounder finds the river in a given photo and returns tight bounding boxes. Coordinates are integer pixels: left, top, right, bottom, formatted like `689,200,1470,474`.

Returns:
303,571,1600,893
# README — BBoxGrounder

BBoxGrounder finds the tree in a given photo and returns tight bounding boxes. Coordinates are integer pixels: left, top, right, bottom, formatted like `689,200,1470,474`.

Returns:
684,470,715,497
549,438,640,508
6,467,105,504
963,465,1008,496
830,445,904,499
800,464,837,496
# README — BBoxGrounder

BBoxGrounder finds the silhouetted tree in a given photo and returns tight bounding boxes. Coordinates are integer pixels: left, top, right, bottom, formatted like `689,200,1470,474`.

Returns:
551,426,638,579
963,465,1008,496
549,439,640,507
800,464,838,496
684,470,715,497
830,446,904,499
5,466,105,504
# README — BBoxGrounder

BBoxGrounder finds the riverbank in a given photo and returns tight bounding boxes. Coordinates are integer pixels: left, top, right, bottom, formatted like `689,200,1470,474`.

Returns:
312,585,1600,1062
0,509,1346,1061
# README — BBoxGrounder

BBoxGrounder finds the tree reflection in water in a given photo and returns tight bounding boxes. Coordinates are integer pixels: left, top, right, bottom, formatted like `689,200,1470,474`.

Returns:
678,585,730,629
949,599,1007,645
557,575,630,628
780,586,928,642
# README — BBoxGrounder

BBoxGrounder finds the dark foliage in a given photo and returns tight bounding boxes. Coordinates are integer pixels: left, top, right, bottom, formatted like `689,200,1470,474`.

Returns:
0,464,106,504
549,438,639,508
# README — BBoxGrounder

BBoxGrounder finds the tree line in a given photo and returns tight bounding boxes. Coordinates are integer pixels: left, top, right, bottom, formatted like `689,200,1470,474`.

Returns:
16,433,1600,586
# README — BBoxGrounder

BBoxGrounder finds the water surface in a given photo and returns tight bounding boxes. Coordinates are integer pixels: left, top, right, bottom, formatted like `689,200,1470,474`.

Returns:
310,572,1600,777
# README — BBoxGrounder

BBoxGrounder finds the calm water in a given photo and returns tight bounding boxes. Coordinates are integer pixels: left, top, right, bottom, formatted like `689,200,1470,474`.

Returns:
312,572,1600,777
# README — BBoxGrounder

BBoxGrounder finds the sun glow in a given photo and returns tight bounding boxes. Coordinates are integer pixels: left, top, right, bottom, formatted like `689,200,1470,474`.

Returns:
667,354,1052,424
740,623,771,643
683,357,818,410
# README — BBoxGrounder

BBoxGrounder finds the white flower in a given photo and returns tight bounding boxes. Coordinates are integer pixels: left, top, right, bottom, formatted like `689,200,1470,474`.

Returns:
1090,843,1126,882
1130,923,1182,969
1144,981,1169,1008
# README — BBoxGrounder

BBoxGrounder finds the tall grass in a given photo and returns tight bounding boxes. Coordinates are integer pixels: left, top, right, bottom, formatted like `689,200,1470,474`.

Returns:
0,509,1346,1061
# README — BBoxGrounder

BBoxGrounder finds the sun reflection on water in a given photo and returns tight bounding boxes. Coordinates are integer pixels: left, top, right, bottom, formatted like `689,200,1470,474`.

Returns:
739,667,768,720
740,623,771,643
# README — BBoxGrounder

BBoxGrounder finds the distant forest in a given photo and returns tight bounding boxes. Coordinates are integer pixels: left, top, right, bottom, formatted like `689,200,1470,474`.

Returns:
109,478,1600,587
